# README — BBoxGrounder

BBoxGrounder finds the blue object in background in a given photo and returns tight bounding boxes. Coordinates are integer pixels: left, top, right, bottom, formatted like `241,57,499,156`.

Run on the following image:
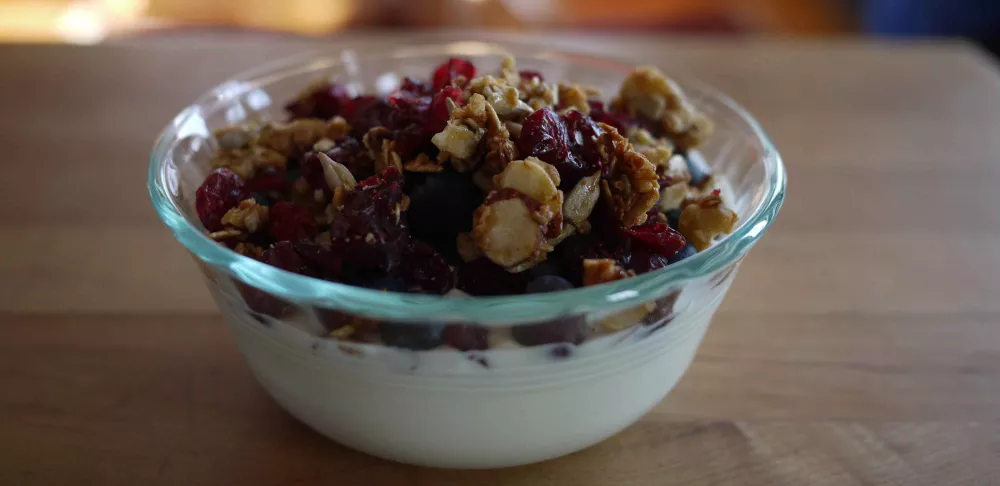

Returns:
863,0,1000,37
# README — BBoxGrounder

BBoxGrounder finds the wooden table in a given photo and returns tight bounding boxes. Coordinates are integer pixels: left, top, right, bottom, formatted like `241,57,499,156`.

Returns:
2,33,1000,485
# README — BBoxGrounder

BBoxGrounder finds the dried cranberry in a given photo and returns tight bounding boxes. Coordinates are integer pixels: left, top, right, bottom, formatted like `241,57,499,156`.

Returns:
344,96,394,137
563,110,607,178
246,166,290,193
587,100,636,134
285,82,351,120
432,57,476,90
292,242,345,280
268,201,317,242
400,77,432,96
457,258,531,296
519,70,544,81
393,123,433,160
398,240,454,294
517,107,570,164
262,241,316,276
622,223,686,259
299,152,327,192
329,167,408,272
511,317,587,346
444,324,489,351
196,168,246,232
236,281,295,319
423,86,464,133
387,92,430,126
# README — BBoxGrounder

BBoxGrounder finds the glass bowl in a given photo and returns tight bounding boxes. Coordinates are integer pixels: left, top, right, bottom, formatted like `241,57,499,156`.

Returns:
148,40,785,469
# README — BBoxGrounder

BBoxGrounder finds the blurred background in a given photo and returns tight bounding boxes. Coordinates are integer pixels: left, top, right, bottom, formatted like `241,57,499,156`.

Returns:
0,0,997,54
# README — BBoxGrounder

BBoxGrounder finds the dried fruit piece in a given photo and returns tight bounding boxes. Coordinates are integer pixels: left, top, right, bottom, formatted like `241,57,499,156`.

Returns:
622,223,687,259
285,80,352,120
597,123,660,227
380,322,446,350
678,190,738,251
432,57,477,90
444,324,489,351
472,189,552,269
268,201,317,242
516,107,569,167
398,240,455,294
457,258,531,296
221,198,270,233
196,168,247,232
329,167,408,272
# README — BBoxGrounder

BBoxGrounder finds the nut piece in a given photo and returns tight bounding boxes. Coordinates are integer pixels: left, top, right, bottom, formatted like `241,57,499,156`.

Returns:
596,123,660,227
582,258,634,286
363,127,403,173
432,123,482,162
558,84,591,114
456,232,483,262
234,242,265,259
433,93,516,175
317,152,358,192
221,198,270,233
209,145,285,180
472,189,552,269
326,116,352,140
678,190,738,251
600,302,656,333
256,119,329,158
403,153,445,173
519,75,559,111
563,171,601,227
214,125,257,150
466,75,533,119
614,66,713,150
493,157,564,237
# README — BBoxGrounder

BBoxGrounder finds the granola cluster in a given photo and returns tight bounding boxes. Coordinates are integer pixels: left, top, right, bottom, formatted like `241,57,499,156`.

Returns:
193,56,739,351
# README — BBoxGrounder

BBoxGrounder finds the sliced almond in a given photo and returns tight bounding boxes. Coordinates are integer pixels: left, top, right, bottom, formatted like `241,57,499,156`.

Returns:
472,190,547,268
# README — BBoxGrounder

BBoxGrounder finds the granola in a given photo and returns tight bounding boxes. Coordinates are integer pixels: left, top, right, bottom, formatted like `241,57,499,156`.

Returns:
596,123,660,227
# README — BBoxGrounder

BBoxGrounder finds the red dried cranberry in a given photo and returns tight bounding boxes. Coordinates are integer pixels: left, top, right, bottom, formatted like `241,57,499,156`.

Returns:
563,110,607,178
387,92,430,126
393,123,433,160
245,166,290,193
196,168,246,232
423,86,464,133
398,240,454,294
622,223,686,258
299,152,327,192
268,201,317,242
444,324,489,351
432,58,476,90
400,77,432,95
587,100,636,134
263,241,316,276
285,82,351,120
457,258,531,296
519,70,544,81
518,108,570,164
344,96,394,137
292,241,345,281
329,167,408,272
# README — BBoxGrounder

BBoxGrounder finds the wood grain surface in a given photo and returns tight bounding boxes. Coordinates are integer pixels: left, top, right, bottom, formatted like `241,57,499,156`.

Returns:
2,32,1000,485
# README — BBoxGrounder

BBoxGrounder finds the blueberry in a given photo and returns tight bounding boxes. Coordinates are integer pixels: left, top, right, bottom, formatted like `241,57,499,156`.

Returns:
380,322,445,350
251,193,271,206
406,170,482,245
684,150,712,188
525,275,574,294
443,324,489,351
354,274,409,292
668,243,697,264
666,208,683,230
527,261,561,280
511,317,587,346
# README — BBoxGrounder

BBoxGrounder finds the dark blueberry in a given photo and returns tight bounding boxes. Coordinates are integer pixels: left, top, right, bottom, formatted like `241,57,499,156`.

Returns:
550,344,572,358
525,275,574,294
668,243,697,264
684,150,713,188
353,274,409,292
398,240,455,294
666,208,683,231
457,258,531,296
235,280,295,319
643,290,681,331
527,261,561,280
444,324,489,351
511,317,587,346
380,322,446,350
251,193,271,206
406,170,482,245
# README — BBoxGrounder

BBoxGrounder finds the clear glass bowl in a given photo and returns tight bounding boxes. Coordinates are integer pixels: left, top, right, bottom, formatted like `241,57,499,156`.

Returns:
148,40,785,469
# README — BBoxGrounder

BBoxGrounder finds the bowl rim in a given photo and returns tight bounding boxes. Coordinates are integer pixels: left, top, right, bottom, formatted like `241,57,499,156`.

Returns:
147,39,786,324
